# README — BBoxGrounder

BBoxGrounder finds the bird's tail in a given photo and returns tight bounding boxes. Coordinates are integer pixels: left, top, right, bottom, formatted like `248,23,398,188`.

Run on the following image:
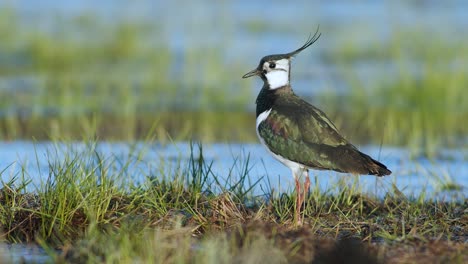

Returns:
359,152,391,176
311,144,392,177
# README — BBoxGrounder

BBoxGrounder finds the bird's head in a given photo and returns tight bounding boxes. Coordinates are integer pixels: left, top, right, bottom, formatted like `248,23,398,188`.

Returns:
242,29,321,90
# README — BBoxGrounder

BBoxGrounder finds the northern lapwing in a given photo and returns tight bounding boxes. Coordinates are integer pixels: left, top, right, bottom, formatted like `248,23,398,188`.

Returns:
242,30,391,224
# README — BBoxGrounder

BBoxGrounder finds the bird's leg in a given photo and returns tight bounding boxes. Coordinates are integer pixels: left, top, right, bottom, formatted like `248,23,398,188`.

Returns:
296,169,311,224
302,170,310,221
304,170,310,203
294,177,302,225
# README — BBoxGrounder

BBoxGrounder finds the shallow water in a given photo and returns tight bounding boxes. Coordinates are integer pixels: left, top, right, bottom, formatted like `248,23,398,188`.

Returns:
0,141,466,200
0,243,52,263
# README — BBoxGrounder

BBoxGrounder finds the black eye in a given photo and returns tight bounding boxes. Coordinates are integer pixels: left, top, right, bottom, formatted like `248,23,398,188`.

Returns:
269,62,276,69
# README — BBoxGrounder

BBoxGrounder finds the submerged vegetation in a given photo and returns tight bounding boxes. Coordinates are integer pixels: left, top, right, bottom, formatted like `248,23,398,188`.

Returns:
0,142,466,263
0,8,467,157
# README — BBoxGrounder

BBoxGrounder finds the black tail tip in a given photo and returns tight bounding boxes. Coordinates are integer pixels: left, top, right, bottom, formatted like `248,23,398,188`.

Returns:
377,167,392,176
369,159,391,176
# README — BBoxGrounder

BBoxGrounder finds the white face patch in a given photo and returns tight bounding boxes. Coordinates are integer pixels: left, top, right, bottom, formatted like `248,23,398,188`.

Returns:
264,59,290,89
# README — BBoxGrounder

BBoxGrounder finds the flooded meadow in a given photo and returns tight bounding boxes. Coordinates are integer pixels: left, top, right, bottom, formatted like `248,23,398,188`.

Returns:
0,1,467,263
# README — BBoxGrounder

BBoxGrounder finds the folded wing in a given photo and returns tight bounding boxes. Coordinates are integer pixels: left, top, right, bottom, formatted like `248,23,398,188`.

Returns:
257,95,391,176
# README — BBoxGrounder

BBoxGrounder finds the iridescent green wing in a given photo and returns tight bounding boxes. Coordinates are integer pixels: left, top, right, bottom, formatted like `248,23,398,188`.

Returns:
257,95,349,169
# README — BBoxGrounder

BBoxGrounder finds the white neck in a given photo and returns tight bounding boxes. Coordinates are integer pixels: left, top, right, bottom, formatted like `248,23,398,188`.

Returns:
265,59,290,89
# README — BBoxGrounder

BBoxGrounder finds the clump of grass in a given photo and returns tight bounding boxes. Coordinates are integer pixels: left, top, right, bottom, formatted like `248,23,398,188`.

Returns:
426,167,464,193
325,29,468,157
0,8,252,141
346,66,467,157
0,141,466,263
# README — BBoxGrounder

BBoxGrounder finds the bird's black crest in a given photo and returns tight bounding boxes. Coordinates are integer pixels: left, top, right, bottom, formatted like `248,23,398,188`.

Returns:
260,26,321,62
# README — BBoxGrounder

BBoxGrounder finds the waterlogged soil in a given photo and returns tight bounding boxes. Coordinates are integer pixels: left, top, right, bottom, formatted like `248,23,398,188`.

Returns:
0,191,466,263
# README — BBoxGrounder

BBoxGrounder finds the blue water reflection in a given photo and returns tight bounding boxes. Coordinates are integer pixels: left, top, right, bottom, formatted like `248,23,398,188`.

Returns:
1,141,466,200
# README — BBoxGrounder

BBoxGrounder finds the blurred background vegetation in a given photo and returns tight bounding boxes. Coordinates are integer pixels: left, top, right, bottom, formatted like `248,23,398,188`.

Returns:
0,1,467,157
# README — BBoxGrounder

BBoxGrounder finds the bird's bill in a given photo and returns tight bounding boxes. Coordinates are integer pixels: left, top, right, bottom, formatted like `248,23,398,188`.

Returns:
242,68,260,78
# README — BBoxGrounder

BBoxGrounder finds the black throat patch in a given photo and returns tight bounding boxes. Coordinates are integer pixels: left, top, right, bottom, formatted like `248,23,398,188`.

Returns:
255,85,292,117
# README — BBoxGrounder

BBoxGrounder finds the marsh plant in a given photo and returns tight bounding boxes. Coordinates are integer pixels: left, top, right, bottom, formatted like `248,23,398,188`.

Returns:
0,141,466,263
